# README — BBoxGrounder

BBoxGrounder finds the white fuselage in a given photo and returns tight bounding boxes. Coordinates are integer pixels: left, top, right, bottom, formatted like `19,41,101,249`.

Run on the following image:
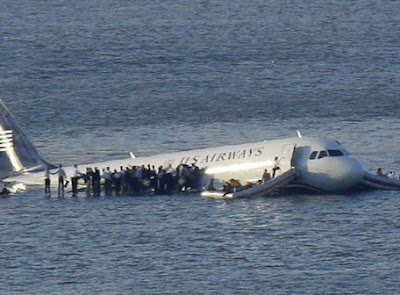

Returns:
6,136,365,193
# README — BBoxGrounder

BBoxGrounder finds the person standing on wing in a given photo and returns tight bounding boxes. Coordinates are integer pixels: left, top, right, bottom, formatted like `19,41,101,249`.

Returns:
71,164,82,195
56,164,67,196
44,168,51,195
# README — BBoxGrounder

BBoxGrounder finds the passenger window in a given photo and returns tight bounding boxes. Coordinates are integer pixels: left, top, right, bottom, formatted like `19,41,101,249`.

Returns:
328,150,344,157
318,150,328,159
309,151,318,160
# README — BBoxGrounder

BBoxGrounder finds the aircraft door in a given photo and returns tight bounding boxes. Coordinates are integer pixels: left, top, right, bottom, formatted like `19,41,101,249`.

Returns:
279,144,296,172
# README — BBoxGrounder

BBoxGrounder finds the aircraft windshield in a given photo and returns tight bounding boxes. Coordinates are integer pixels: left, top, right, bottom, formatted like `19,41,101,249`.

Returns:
309,151,318,160
318,151,328,159
309,149,347,160
328,150,344,157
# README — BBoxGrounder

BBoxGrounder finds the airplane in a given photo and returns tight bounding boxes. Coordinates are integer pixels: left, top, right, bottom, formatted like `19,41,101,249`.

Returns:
1,98,400,195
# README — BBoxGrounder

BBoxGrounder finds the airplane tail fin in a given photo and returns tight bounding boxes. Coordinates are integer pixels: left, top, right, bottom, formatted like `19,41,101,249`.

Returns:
0,99,54,179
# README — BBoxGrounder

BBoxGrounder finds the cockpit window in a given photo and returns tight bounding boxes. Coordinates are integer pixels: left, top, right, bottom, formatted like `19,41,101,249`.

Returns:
309,149,348,160
318,150,328,159
328,150,344,157
342,149,350,156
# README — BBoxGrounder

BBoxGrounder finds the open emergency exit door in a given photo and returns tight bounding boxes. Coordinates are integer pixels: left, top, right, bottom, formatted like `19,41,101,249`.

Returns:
279,144,296,173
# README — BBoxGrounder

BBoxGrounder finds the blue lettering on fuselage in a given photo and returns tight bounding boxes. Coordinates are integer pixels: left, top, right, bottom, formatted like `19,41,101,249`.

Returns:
180,147,264,165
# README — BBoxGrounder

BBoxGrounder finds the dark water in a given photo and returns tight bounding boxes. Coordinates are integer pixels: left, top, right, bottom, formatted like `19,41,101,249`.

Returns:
0,0,399,294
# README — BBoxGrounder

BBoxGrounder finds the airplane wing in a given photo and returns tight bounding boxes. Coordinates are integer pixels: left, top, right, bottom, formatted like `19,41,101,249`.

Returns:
201,168,297,199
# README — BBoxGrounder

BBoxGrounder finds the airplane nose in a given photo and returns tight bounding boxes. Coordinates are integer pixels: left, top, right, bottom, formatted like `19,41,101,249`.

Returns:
333,157,364,191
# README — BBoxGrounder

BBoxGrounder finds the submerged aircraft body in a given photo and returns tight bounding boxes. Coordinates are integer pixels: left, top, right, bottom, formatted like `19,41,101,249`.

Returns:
1,98,400,194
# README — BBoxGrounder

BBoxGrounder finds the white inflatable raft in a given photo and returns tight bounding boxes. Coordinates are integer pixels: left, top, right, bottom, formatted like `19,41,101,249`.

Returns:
201,168,297,199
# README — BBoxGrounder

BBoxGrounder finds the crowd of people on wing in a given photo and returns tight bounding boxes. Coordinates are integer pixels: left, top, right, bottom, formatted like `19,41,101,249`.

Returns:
46,163,204,196
376,168,400,180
